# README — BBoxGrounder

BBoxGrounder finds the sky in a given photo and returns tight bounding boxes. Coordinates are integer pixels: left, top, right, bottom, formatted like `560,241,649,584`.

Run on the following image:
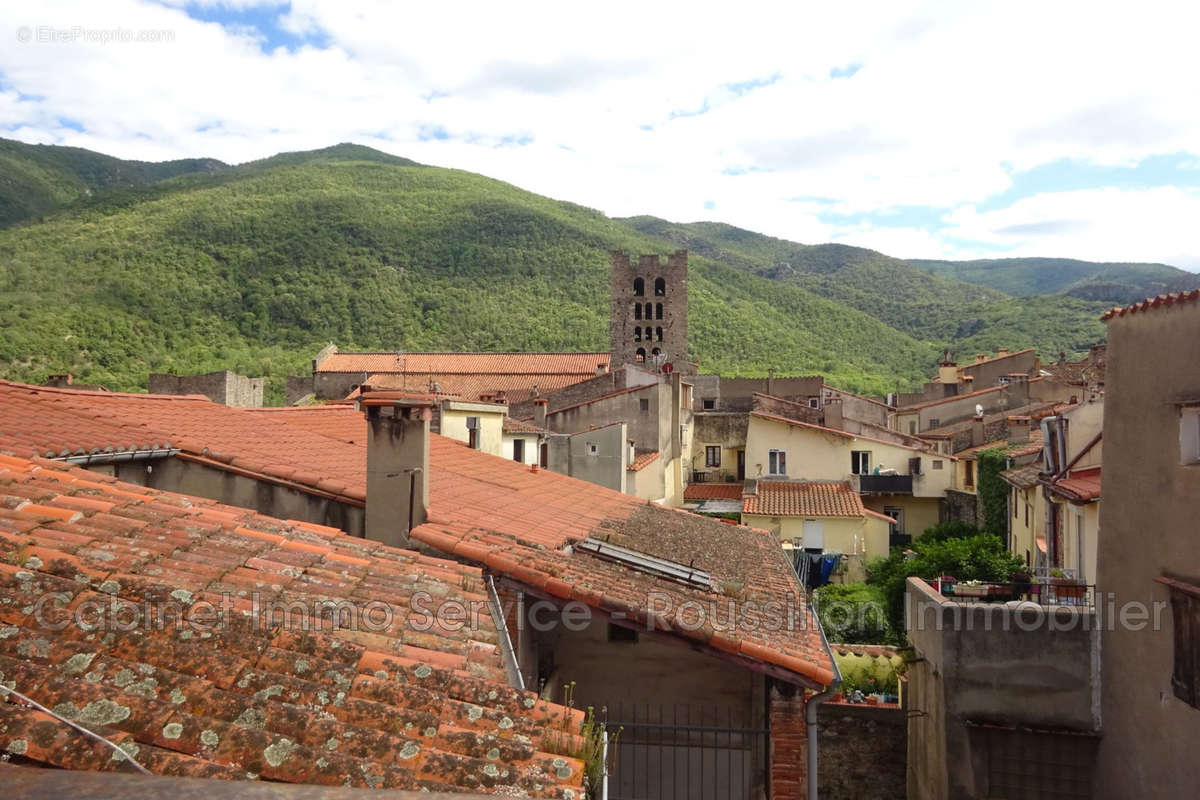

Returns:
2,0,1199,269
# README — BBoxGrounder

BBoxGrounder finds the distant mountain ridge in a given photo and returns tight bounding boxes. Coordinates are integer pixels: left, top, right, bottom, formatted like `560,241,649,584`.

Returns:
909,256,1199,305
0,136,1167,401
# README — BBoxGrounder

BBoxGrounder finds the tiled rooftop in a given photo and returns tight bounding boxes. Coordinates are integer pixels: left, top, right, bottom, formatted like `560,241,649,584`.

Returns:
317,353,611,375
956,428,1045,460
356,372,594,405
1049,466,1101,503
502,417,546,435
0,382,835,690
0,454,584,795
1101,289,1200,321
743,481,866,518
626,451,660,472
750,411,943,456
999,464,1041,489
683,484,744,502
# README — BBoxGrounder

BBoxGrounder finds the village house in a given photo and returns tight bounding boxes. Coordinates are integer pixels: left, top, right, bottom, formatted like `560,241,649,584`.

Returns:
891,348,1040,409
1093,290,1200,799
744,410,954,546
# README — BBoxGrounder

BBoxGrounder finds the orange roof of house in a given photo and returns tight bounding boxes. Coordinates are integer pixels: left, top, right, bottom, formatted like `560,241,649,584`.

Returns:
0,382,834,689
356,372,593,405
743,481,866,518
0,453,584,794
501,416,546,434
956,428,1045,460
245,405,367,445
1101,289,1200,321
1049,466,1101,503
318,352,609,375
626,450,660,472
683,484,744,501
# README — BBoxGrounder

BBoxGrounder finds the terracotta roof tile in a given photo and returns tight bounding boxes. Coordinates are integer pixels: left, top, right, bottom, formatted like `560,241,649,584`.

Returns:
1048,466,1101,502
626,450,660,471
743,481,866,518
999,464,1041,489
317,352,611,375
0,455,584,796
502,416,546,434
683,483,744,501
0,382,835,692
1101,289,1200,321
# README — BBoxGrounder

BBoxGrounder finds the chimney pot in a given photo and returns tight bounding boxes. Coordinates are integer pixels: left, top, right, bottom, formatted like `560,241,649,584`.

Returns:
971,414,986,447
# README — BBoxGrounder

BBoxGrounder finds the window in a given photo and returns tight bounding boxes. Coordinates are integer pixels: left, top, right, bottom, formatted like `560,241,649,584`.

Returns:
706,445,721,467
635,347,646,363
929,418,940,429
1163,578,1200,709
587,442,599,456
883,506,904,537
932,459,944,470
655,302,663,320
639,398,649,413
608,623,639,643
654,277,666,296
656,326,663,342
633,277,644,296
1013,488,1019,518
634,327,642,342
808,397,820,409
702,398,715,410
1182,408,1200,465
645,302,653,319
965,459,975,488
768,449,787,476
512,438,525,463
908,421,917,435
1025,496,1031,527
466,417,480,450
851,450,871,475
634,303,642,320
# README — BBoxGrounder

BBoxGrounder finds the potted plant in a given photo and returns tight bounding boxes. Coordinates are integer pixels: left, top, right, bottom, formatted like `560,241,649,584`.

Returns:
937,575,958,595
1050,568,1086,601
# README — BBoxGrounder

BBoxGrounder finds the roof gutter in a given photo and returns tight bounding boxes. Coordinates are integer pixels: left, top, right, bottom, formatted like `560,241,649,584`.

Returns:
484,572,525,691
806,596,843,800
56,447,179,465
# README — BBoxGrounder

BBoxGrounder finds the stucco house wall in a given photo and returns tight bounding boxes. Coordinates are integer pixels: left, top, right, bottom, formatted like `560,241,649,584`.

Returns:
1094,297,1200,799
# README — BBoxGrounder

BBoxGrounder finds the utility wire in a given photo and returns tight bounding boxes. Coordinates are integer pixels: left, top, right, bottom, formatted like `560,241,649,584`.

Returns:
0,685,153,775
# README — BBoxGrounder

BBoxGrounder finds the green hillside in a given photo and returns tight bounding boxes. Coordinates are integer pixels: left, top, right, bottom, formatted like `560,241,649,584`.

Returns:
0,145,941,399
622,218,1111,362
0,138,227,227
910,256,1200,304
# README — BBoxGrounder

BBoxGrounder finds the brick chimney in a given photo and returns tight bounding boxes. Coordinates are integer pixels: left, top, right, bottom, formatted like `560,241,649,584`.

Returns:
1007,415,1031,444
533,398,548,429
975,353,988,364
971,414,985,447
358,390,436,547
997,347,1009,357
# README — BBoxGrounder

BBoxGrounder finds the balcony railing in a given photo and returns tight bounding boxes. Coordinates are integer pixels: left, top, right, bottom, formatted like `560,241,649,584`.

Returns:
938,579,1096,610
855,474,913,494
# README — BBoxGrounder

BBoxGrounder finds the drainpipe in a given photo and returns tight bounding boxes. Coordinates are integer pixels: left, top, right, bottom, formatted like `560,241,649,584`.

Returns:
806,601,843,800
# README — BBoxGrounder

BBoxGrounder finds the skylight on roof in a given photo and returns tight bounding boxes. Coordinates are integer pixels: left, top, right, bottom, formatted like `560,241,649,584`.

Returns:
575,537,714,591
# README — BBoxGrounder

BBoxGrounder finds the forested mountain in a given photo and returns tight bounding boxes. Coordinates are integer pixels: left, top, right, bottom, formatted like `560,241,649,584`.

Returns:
909,256,1200,304
0,137,1170,402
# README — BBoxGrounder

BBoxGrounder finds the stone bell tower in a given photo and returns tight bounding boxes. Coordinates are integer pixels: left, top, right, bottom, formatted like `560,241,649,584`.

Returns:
608,250,689,372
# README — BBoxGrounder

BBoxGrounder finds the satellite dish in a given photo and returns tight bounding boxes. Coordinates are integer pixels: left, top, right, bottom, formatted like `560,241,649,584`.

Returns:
975,404,984,416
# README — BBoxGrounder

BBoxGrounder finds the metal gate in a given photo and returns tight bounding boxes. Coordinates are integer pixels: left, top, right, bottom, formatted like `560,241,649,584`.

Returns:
604,704,767,800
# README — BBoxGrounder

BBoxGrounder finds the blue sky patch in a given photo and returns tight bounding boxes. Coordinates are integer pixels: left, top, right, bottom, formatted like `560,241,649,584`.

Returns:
172,1,330,53
829,63,862,79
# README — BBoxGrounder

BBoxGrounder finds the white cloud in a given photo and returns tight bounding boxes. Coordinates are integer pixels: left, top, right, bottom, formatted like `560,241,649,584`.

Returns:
0,0,1198,268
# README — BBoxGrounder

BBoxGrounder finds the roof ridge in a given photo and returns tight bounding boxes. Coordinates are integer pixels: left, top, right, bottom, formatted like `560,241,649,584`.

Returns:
0,379,213,403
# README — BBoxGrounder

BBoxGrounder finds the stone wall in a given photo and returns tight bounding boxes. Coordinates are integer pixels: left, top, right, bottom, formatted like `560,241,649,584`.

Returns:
818,703,906,800
941,489,983,528
285,376,314,406
148,370,264,407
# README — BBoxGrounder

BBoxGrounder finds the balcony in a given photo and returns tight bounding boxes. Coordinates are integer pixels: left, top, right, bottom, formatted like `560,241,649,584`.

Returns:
854,474,913,494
